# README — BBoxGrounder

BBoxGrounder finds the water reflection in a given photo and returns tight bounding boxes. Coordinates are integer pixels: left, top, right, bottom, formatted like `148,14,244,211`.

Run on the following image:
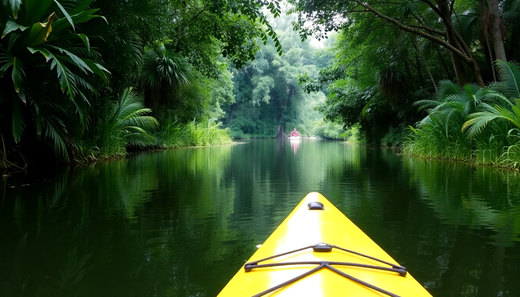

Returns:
289,138,300,154
401,158,520,296
403,158,520,244
1,140,520,296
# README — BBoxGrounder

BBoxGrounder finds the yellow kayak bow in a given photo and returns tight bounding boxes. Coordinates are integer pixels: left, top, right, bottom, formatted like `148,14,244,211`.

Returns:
218,192,431,297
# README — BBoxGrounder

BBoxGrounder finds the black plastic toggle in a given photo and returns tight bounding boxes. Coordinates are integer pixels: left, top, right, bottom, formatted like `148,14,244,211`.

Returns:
312,243,332,252
308,202,324,210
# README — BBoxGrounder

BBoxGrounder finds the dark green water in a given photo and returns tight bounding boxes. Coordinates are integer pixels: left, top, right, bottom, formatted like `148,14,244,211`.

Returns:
1,139,520,296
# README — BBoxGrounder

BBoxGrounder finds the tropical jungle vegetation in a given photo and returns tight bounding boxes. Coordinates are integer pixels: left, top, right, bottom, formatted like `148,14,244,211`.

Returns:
0,0,285,172
2,0,520,171
289,0,520,167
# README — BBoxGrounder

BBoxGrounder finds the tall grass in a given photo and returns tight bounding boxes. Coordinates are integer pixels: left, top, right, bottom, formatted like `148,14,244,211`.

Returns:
160,120,232,147
312,120,349,140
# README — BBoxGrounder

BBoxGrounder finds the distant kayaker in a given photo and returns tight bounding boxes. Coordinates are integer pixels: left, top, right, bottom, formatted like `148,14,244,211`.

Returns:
290,128,299,137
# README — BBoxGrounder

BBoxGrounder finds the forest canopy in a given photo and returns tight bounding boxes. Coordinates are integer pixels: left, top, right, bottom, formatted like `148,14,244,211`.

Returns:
2,0,520,171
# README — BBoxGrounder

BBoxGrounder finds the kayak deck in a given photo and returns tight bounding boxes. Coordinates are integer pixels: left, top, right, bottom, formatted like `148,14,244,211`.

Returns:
218,192,431,297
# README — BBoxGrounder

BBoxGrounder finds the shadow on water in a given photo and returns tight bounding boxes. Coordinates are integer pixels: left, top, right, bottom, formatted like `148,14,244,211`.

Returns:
1,139,520,296
0,147,255,297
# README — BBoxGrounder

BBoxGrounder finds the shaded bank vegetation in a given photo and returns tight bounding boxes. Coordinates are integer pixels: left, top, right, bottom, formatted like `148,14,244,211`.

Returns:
1,0,344,173
0,0,282,172
404,60,520,168
3,0,520,172
289,0,520,167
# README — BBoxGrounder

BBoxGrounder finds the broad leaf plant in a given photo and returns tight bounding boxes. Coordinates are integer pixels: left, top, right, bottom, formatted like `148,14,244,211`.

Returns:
0,0,109,159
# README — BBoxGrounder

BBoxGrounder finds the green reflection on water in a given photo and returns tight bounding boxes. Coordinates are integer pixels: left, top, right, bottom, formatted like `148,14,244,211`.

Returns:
404,158,520,244
1,140,520,297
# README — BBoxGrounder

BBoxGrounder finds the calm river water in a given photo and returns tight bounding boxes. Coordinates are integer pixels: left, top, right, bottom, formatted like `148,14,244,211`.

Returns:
1,139,520,296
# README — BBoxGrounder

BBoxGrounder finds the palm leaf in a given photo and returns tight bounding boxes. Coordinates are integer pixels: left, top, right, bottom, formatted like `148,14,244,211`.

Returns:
437,80,460,100
463,102,520,137
495,60,520,98
463,112,502,137
42,114,69,159
53,0,75,31
51,9,105,33
71,0,94,15
48,52,76,98
49,45,93,75
33,101,69,159
99,88,159,152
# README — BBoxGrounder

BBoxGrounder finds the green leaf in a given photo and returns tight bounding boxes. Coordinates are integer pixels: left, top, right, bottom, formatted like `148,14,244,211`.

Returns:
2,21,28,38
40,51,76,99
54,0,75,31
17,88,26,103
27,46,52,61
496,60,520,99
11,56,25,93
82,59,110,83
52,9,105,33
77,34,90,51
26,12,57,47
71,0,94,15
7,32,21,50
12,98,25,143
49,45,93,75
8,0,22,19
41,113,69,159
24,0,54,24
0,51,13,76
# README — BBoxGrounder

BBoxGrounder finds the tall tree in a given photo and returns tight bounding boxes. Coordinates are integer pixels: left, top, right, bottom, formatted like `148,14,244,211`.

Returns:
167,0,283,78
487,0,507,62
224,13,327,138
289,0,486,86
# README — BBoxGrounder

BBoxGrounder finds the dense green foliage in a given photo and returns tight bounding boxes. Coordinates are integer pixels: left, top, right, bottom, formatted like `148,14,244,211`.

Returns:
290,0,520,151
404,61,520,168
222,13,339,139
158,120,232,148
0,0,109,164
1,0,284,172
97,88,159,157
5,0,519,171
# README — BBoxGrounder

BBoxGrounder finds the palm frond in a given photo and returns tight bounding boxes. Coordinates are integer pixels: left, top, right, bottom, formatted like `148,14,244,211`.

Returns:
495,60,520,98
463,112,502,138
140,44,193,108
463,102,520,138
31,101,70,160
437,80,460,100
98,88,159,155
414,99,440,110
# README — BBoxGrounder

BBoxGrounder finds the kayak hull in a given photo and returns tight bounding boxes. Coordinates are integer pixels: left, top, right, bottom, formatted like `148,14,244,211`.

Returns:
218,192,431,297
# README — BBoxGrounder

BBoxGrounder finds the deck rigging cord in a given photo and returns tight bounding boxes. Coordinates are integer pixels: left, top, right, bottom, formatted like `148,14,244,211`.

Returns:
244,242,407,297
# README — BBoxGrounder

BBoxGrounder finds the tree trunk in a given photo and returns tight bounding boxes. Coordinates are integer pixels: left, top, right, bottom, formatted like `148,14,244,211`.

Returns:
479,0,497,81
488,0,507,61
414,41,437,92
437,0,468,86
353,0,486,86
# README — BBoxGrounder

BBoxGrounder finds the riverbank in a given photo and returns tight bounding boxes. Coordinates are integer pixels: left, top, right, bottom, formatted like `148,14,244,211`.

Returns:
1,121,233,176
